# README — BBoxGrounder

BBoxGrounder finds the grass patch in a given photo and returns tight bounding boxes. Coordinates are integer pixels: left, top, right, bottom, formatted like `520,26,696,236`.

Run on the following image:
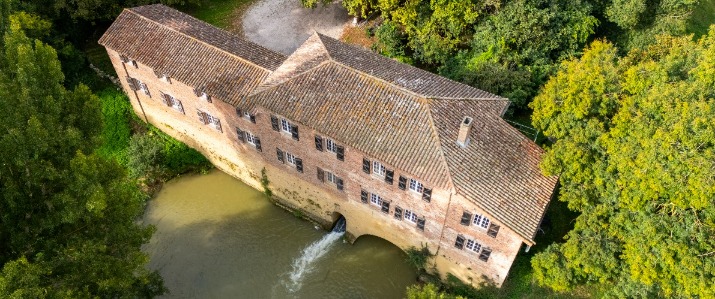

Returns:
687,0,715,38
97,88,132,166
178,0,258,31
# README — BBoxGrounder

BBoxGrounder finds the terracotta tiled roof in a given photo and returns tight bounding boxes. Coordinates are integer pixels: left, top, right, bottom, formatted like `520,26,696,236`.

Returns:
100,6,558,243
98,4,285,101
430,100,559,242
243,33,556,242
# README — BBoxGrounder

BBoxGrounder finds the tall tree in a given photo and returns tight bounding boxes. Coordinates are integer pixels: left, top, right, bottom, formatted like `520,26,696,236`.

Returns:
530,29,715,297
0,11,164,297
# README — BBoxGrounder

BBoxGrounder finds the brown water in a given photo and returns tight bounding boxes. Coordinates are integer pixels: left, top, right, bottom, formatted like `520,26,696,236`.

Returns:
142,170,416,298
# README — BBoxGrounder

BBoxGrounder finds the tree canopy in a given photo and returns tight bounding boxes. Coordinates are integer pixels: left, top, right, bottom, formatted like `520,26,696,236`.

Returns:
0,7,164,297
529,29,715,297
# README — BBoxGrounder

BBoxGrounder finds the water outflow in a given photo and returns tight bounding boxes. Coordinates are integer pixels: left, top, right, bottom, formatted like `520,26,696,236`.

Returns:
285,217,346,293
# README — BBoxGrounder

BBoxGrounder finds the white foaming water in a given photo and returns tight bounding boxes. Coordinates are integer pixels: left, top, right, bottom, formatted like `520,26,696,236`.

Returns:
284,230,344,293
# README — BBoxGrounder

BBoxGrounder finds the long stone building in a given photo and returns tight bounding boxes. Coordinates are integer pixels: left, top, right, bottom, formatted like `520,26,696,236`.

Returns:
100,4,558,287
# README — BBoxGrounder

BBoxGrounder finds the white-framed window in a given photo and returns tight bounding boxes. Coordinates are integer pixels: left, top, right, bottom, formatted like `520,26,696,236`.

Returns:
281,118,292,133
473,214,490,229
326,138,337,153
372,161,386,177
243,111,252,119
404,209,418,223
207,113,221,130
160,74,171,84
165,94,183,113
286,152,297,165
326,171,338,184
409,178,423,193
245,131,258,145
465,239,482,253
370,193,383,206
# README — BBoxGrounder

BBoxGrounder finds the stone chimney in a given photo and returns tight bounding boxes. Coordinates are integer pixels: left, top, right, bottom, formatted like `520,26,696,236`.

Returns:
456,116,473,148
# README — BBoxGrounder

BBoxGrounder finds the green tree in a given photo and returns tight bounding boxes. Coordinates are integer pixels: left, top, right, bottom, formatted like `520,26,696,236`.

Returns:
406,283,465,299
0,11,164,297
530,29,715,297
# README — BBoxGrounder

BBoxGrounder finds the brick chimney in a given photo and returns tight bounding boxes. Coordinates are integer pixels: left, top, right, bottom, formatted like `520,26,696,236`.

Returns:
456,116,473,148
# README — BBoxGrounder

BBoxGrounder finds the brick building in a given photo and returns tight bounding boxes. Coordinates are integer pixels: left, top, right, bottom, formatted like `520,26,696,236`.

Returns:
100,4,558,286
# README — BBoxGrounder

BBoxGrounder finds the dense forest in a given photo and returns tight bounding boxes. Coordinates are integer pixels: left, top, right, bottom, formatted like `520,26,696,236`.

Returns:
0,0,713,297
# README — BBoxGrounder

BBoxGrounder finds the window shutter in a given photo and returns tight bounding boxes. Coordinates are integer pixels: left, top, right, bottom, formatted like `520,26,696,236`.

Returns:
276,148,284,163
455,236,465,249
250,115,256,124
215,119,223,133
236,107,242,116
460,211,472,226
120,55,129,63
422,188,432,202
177,100,185,114
337,178,344,191
336,146,345,161
254,137,262,152
487,224,500,238
362,158,371,174
270,115,280,131
295,158,303,173
381,201,390,214
205,94,212,103
394,206,403,220
385,170,394,185
125,77,138,90
398,176,407,190
314,135,323,151
417,218,425,231
291,125,299,140
153,69,162,78
196,109,207,124
360,190,368,203
193,88,202,97
479,248,492,262
140,83,151,97
162,93,172,107
316,167,324,182
130,60,138,68
236,128,245,142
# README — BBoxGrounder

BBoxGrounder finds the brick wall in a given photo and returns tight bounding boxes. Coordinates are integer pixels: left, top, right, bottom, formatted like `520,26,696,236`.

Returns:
108,48,525,287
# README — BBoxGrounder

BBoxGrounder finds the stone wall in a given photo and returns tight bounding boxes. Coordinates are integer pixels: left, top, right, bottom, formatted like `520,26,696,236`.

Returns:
108,48,525,287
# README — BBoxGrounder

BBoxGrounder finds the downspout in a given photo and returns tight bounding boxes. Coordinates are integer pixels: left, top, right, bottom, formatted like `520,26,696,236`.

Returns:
121,61,149,123
435,191,455,256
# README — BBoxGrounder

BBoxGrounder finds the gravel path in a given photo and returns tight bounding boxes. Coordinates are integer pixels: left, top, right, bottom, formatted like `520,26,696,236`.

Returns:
240,0,350,55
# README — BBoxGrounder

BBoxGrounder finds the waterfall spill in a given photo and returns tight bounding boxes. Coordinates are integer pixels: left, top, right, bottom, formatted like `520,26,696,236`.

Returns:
284,217,346,293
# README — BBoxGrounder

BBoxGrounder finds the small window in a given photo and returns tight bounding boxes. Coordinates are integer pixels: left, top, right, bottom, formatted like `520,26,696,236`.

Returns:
243,111,251,119
286,152,297,165
139,82,151,97
404,209,418,223
372,161,386,177
206,114,221,131
370,193,383,207
246,132,258,145
465,239,482,253
160,74,171,84
326,138,337,153
479,248,492,262
161,93,184,114
326,171,340,185
473,214,490,229
409,179,424,193
280,118,291,133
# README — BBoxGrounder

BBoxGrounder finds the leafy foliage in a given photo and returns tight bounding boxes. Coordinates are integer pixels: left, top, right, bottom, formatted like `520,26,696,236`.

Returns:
0,10,165,297
406,283,465,299
530,29,715,297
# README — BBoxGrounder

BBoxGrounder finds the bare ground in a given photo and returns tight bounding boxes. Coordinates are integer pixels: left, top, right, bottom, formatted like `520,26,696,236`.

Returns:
239,0,351,55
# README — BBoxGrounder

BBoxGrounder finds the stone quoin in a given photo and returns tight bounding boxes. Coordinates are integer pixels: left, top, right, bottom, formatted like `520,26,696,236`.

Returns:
99,4,559,287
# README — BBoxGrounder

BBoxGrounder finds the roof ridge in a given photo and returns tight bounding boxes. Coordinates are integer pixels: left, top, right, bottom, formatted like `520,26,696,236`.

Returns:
316,33,502,100
424,103,458,193
127,5,278,73
248,60,333,98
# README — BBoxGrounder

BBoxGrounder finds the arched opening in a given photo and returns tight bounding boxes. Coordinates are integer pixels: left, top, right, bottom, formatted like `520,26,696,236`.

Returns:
330,212,346,232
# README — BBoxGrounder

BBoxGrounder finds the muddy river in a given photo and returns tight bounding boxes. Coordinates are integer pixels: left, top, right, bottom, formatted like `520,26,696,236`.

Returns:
142,170,416,298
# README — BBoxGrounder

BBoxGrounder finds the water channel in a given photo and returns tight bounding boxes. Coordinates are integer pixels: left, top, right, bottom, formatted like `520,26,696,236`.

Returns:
142,170,416,298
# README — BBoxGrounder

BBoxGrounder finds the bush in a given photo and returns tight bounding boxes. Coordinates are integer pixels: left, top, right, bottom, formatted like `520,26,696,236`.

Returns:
126,134,164,182
148,125,211,176
406,245,432,273
96,89,132,166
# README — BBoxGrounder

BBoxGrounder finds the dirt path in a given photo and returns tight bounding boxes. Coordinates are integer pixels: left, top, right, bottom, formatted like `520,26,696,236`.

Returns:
239,0,351,55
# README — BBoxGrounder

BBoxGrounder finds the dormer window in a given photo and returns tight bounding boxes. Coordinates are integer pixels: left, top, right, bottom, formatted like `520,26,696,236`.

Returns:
160,74,171,84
